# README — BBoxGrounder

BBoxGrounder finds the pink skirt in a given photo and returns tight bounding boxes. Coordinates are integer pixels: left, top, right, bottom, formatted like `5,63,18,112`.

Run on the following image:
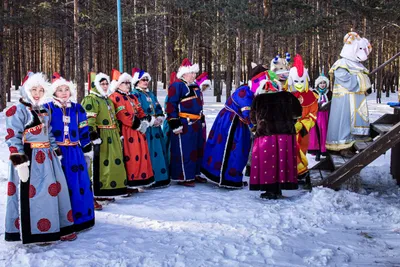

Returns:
249,134,298,191
308,110,329,153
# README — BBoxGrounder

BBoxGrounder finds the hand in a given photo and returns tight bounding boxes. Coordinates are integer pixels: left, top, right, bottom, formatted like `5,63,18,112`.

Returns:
295,122,303,133
139,120,150,134
15,162,30,183
84,150,94,160
173,126,183,135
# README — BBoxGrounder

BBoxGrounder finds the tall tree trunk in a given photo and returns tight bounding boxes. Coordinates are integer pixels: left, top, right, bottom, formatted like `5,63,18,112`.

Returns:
0,0,5,110
74,0,84,102
234,29,242,89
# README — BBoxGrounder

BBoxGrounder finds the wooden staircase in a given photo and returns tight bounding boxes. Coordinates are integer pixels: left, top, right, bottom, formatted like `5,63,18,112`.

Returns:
311,107,400,190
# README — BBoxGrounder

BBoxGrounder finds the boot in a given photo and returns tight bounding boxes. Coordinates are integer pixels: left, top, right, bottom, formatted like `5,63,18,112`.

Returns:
302,172,312,191
245,165,251,176
177,181,196,187
315,151,321,161
260,191,279,199
195,176,207,183
61,233,77,241
94,200,103,211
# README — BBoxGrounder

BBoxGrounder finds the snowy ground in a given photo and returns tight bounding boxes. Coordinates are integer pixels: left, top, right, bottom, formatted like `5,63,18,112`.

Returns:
0,86,399,267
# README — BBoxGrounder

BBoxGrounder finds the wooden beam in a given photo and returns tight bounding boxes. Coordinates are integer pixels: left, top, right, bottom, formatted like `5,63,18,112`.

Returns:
319,120,400,189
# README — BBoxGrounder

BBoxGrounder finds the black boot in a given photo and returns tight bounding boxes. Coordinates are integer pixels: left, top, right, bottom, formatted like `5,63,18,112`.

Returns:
315,151,321,161
302,172,312,191
260,191,279,199
245,165,251,176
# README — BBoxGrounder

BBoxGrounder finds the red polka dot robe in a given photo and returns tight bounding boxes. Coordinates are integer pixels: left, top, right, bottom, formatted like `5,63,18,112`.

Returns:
5,100,75,244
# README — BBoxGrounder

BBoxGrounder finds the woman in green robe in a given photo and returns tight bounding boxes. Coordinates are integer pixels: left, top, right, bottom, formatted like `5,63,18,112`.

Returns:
81,73,127,201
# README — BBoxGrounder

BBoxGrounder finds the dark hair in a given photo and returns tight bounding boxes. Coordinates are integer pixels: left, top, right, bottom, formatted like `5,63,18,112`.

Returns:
99,78,107,83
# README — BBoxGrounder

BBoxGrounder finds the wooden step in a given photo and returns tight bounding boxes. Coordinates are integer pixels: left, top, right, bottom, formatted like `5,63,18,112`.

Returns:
371,123,393,135
354,141,374,152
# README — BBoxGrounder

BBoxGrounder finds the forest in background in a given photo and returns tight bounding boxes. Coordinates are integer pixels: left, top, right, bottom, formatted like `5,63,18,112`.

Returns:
0,0,399,110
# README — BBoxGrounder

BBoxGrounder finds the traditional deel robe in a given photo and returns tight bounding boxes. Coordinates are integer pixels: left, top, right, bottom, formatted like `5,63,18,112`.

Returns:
308,89,332,154
201,85,254,188
326,58,371,151
5,100,75,244
131,87,169,187
109,90,154,187
166,80,204,181
249,91,302,192
46,100,95,232
293,90,318,175
81,86,127,196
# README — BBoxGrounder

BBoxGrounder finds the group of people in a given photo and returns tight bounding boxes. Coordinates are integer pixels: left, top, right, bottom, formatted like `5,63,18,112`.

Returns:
4,31,372,245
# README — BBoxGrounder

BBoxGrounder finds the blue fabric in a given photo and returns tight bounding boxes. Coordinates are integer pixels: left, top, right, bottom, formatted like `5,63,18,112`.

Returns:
201,85,254,188
166,81,204,181
131,88,169,184
46,102,94,231
387,102,400,107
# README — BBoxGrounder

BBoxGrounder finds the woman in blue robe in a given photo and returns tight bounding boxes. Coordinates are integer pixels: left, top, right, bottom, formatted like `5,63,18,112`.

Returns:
5,72,76,244
201,85,254,188
45,73,95,232
131,69,170,188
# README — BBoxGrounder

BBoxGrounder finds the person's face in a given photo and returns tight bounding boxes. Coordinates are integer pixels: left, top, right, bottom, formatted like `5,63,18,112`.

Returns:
319,81,327,89
119,80,131,92
54,85,71,102
137,78,149,89
31,86,45,103
182,72,196,84
100,80,109,93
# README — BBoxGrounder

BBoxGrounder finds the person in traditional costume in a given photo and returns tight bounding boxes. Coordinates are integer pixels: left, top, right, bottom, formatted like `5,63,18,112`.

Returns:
166,58,204,187
308,74,332,161
108,70,155,189
82,72,127,201
45,72,95,231
326,32,372,157
195,72,211,146
201,65,270,189
5,72,77,244
287,55,318,189
131,69,170,188
270,53,291,90
249,71,302,199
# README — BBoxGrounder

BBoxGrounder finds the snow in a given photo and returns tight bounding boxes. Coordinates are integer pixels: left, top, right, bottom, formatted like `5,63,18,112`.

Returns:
0,86,399,267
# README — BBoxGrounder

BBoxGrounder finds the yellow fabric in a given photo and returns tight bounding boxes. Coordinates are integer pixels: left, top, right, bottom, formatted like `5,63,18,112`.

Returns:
295,121,303,133
300,119,315,132
297,148,308,175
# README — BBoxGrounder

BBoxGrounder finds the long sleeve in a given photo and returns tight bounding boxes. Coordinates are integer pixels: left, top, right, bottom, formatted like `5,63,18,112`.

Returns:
231,86,254,125
110,94,141,130
334,68,359,93
81,96,99,133
76,103,91,152
166,83,183,131
5,105,26,155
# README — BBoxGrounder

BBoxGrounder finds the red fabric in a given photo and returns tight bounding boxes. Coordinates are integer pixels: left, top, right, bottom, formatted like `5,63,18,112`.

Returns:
109,92,154,186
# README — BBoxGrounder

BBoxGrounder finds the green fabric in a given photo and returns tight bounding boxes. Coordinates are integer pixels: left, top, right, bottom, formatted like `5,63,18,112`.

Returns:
81,93,127,196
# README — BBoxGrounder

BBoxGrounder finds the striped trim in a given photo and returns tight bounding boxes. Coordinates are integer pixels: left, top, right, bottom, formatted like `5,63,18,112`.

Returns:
79,120,88,128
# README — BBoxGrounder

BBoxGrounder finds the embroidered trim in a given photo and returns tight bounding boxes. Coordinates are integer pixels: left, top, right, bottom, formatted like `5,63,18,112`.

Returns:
116,106,126,113
28,142,51,148
86,112,97,117
98,125,117,129
240,106,251,112
79,120,88,128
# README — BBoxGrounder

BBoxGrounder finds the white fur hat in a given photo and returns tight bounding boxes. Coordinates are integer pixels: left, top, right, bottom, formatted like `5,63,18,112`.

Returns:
94,72,110,96
177,58,199,79
109,72,132,93
22,72,51,105
132,69,152,86
314,74,329,88
50,72,76,101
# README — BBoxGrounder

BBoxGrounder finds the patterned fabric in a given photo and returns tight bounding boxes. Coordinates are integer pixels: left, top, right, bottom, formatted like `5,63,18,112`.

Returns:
46,101,95,232
81,90,127,196
5,101,74,244
201,85,253,188
132,88,169,187
326,58,371,151
109,90,154,188
166,80,204,181
249,135,298,191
